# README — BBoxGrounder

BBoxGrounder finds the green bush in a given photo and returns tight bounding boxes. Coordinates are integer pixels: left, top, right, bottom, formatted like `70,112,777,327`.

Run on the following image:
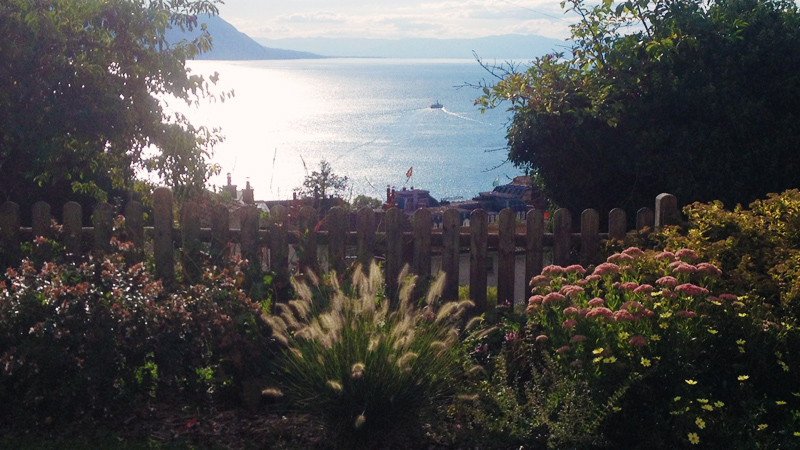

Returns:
459,249,800,449
264,264,470,448
651,189,800,321
0,243,273,425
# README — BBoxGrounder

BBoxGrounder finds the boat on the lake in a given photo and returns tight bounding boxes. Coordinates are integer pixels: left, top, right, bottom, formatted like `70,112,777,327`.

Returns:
430,100,443,109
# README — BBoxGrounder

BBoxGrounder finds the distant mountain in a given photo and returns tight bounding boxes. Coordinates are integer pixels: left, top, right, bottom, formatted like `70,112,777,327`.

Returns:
165,15,325,60
252,35,567,60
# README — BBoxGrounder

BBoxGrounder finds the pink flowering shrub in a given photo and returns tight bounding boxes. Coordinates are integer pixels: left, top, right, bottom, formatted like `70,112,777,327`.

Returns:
507,247,800,448
0,251,274,425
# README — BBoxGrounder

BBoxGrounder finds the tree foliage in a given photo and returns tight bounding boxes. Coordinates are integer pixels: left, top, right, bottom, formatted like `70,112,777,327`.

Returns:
298,160,349,213
479,0,800,216
0,0,227,213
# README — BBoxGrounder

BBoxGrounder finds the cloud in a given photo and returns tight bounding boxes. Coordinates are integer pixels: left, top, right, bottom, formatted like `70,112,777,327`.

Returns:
279,11,348,23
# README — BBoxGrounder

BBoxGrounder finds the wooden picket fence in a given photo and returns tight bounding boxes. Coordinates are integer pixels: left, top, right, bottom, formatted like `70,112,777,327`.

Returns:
0,188,681,311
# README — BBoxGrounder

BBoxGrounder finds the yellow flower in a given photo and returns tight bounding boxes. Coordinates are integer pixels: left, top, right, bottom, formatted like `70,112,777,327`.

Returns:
674,396,682,402
736,339,746,345
707,328,718,334
739,313,748,317
651,334,661,341
612,406,622,412
619,332,629,340
686,379,698,385
739,347,746,353
696,418,706,429
603,356,618,364
592,347,604,354
593,356,603,363
794,431,800,437
661,311,673,319
758,424,768,431
714,401,724,407
688,432,700,444
641,358,651,367
660,323,668,329
697,398,708,403
776,401,787,405
738,375,749,381
702,404,713,411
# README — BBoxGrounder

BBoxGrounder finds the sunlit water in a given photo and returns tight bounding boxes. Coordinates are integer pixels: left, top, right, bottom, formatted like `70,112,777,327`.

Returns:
178,58,522,202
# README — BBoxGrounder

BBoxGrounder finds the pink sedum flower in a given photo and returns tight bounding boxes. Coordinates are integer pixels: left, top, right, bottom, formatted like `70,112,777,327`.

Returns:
628,335,647,347
613,309,636,322
563,306,580,316
675,283,710,296
562,319,578,328
536,334,549,342
696,262,722,278
564,264,587,274
670,261,697,274
593,262,621,277
570,334,586,343
556,345,571,354
620,281,640,291
622,247,645,258
675,248,698,261
676,310,696,318
718,293,738,302
608,253,635,263
588,298,605,307
543,292,566,305
529,274,550,286
586,307,614,319
622,300,645,312
634,284,654,294
655,251,677,262
656,276,678,287
584,274,601,282
542,265,565,275
528,295,544,305
561,285,585,297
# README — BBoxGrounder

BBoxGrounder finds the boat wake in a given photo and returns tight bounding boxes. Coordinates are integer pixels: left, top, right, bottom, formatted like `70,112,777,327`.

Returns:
440,108,487,124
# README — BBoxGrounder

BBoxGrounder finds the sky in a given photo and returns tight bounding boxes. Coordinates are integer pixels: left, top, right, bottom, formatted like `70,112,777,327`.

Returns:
216,0,580,40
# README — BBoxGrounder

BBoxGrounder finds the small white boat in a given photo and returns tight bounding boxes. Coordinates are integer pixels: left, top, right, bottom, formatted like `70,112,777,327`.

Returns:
430,100,443,109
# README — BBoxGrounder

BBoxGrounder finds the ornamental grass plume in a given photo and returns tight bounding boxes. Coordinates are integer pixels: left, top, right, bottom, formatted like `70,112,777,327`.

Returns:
264,262,470,448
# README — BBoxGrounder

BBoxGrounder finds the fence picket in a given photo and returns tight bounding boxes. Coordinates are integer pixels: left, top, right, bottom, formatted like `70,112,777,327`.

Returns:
442,208,460,302
655,193,680,229
356,207,375,271
269,205,289,282
497,208,515,307
637,207,654,232
327,206,348,275
608,208,626,241
63,202,81,262
526,209,544,285
412,208,432,297
0,202,20,268
181,201,202,284
153,187,174,284
210,204,230,264
297,206,318,275
385,207,402,301
469,209,488,314
32,201,52,263
125,201,144,264
553,208,572,266
580,209,600,266
93,202,113,254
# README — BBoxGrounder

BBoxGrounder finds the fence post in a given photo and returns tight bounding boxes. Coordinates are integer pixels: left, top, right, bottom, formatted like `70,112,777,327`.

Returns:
63,202,82,262
526,209,544,284
553,208,572,266
268,205,289,284
32,201,52,264
637,207,654,232
181,201,202,284
357,207,375,271
125,201,144,264
153,187,174,285
497,208,515,307
297,206,318,275
412,208,432,297
442,208,460,302
241,205,261,286
385,207,402,301
580,209,600,266
608,208,627,241
210,204,230,264
327,206,348,275
469,208,488,315
655,193,680,229
93,202,113,254
0,202,20,268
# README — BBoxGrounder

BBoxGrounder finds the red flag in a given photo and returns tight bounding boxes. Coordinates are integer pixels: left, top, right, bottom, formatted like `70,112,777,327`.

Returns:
406,167,413,178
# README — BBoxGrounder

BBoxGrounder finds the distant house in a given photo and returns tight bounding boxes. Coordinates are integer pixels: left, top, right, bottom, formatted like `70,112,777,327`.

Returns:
394,187,440,212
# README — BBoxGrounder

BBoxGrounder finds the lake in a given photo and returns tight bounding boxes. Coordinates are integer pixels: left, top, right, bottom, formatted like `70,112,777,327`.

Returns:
181,58,523,202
